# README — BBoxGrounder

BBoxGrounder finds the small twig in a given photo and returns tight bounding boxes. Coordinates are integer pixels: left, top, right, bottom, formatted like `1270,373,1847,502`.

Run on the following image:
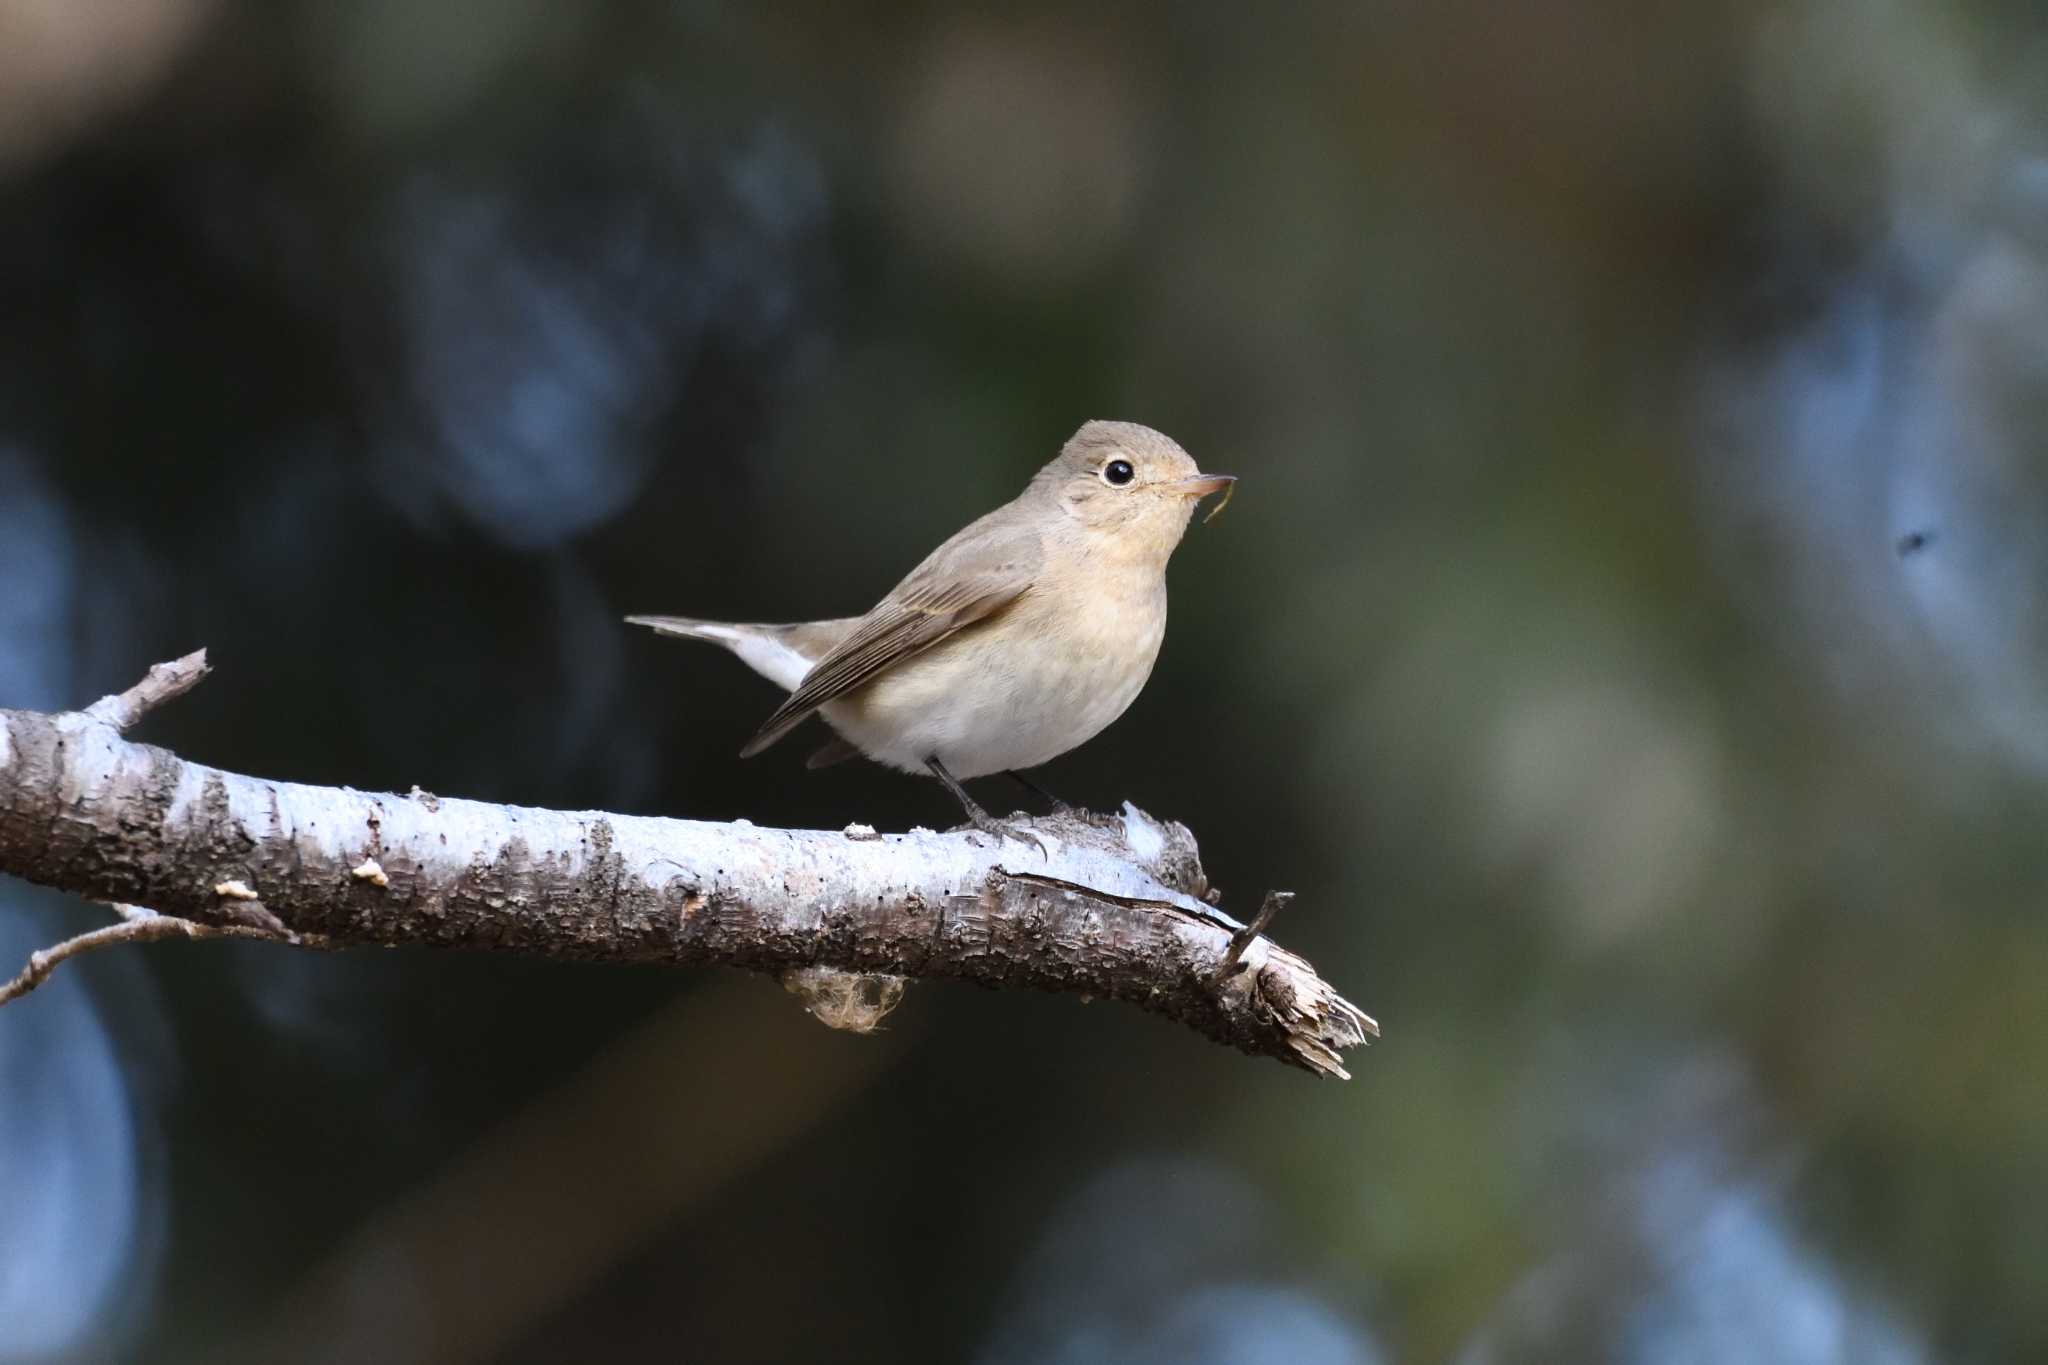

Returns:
995,867,1239,933
1216,890,1294,979
0,912,281,1006
82,648,211,732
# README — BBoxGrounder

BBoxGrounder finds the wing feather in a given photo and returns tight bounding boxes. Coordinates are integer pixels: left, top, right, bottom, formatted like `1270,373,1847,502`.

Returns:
738,512,1040,758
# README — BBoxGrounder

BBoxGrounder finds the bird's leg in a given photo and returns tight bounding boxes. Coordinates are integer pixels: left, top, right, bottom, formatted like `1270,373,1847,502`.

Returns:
925,757,1048,858
1004,770,1074,816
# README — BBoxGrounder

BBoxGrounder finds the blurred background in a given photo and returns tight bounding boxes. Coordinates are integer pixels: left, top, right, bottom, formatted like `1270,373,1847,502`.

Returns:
3,1,2047,1360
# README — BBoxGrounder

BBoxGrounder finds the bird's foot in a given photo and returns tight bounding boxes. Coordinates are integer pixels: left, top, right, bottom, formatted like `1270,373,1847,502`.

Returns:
967,809,1049,860
927,756,1050,857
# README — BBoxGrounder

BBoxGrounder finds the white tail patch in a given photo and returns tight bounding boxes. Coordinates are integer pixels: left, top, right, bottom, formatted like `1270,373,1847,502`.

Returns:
688,623,813,692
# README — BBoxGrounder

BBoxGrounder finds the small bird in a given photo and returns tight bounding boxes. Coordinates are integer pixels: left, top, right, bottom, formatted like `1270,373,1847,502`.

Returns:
627,420,1235,847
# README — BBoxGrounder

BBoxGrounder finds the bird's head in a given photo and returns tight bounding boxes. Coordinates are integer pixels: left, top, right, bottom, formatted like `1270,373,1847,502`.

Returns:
1035,420,1235,562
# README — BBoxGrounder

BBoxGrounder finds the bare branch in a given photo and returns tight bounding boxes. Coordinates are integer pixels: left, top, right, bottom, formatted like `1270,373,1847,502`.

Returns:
0,657,1376,1075
81,647,210,731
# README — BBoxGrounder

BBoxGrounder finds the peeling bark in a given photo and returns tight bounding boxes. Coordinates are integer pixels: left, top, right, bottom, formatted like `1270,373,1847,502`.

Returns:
0,658,1375,1076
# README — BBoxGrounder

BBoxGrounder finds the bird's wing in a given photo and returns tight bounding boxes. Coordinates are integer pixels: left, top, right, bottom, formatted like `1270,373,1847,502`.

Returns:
738,511,1041,758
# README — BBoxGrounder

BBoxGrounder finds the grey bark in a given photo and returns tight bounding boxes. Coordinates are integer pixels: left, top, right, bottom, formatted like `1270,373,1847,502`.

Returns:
0,655,1375,1076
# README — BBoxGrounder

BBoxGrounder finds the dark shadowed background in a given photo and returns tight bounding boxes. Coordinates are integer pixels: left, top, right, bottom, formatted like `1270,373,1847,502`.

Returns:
5,2,2048,1361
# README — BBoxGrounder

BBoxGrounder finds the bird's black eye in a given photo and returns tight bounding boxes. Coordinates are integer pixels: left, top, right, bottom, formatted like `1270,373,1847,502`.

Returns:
1102,459,1135,487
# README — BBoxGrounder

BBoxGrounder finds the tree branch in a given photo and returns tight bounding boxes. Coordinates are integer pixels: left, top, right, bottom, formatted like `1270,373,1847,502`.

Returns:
0,656,1376,1076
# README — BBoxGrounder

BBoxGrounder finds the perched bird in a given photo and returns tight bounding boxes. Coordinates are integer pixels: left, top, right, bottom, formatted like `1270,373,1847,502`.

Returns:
628,419,1234,847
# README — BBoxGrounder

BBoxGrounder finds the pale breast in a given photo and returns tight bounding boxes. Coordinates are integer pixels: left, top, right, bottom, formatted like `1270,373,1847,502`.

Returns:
822,573,1170,778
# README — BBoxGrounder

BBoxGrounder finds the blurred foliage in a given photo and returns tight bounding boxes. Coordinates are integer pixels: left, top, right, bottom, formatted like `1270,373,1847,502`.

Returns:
4,1,2048,1361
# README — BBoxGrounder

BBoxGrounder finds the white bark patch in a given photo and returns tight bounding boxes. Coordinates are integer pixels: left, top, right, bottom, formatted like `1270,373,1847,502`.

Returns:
1120,802,1166,862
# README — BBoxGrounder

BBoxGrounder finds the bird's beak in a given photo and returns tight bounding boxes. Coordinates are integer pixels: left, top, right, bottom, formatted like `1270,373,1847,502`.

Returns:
1167,472,1237,523
1167,473,1236,500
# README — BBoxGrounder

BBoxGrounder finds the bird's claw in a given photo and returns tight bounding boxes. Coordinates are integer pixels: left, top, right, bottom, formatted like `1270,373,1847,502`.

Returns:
971,814,1049,859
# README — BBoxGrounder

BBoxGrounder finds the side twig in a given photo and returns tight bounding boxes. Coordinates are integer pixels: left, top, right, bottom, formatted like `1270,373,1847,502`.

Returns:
0,911,285,1007
1218,890,1294,980
81,647,211,731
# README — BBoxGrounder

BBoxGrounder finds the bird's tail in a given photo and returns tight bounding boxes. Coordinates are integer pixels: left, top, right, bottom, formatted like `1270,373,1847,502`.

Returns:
625,615,819,693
